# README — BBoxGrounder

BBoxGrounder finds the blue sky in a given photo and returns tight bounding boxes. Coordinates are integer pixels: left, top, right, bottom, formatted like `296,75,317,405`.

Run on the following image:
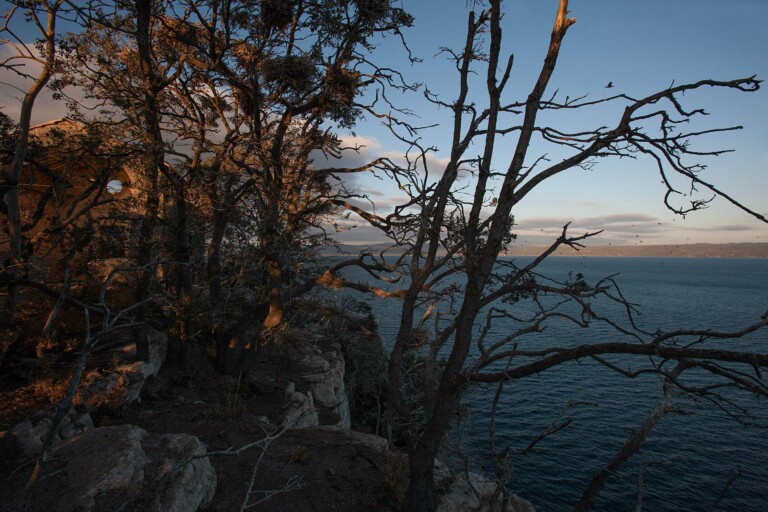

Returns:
331,0,768,247
2,0,766,247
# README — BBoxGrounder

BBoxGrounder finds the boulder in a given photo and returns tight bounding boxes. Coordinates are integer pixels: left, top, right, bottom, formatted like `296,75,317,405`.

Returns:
53,425,150,512
39,425,216,512
144,328,169,376
146,432,217,512
2,405,92,459
432,458,454,491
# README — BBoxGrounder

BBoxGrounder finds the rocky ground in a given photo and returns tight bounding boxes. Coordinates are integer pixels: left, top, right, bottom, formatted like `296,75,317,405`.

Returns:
0,313,535,512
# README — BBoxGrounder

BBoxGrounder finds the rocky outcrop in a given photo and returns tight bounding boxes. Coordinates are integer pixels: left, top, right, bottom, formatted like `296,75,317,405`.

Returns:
36,425,216,512
2,405,92,459
283,382,319,428
280,342,351,429
297,344,350,428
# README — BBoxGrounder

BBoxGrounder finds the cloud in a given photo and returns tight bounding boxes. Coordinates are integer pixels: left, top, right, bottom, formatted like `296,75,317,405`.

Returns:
337,191,412,220
377,149,452,179
0,45,73,124
578,214,658,226
313,135,382,171
706,224,760,232
512,213,667,246
352,186,387,198
515,213,658,231
330,220,391,244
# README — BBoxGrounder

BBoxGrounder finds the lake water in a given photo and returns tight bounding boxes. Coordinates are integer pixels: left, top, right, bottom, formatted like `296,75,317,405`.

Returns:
334,257,768,511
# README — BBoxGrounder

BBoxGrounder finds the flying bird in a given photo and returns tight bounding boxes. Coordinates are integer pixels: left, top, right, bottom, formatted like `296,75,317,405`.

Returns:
605,81,614,88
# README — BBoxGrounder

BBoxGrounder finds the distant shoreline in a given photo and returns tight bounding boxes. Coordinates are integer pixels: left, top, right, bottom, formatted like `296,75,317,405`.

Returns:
327,242,768,259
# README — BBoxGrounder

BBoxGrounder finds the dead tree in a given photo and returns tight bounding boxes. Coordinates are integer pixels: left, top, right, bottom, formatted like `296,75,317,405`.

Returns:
334,1,767,510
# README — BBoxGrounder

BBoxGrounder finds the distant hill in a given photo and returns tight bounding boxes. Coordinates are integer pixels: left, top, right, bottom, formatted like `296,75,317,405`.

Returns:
327,243,768,258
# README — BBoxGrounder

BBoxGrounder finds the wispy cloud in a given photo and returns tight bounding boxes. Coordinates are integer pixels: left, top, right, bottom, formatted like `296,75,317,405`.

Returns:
313,135,382,171
512,213,665,245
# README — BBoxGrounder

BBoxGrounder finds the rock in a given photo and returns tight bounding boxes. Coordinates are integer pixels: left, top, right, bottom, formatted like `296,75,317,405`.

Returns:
40,425,216,512
299,351,351,429
436,470,535,512
432,458,453,491
144,328,168,376
279,348,353,429
74,366,144,411
53,425,151,512
299,353,330,374
3,405,92,459
146,433,217,512
283,382,319,428
507,494,537,512
74,329,168,411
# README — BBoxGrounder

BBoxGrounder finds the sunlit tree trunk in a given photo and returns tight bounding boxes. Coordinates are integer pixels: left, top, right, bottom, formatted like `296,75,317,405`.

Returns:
262,257,284,329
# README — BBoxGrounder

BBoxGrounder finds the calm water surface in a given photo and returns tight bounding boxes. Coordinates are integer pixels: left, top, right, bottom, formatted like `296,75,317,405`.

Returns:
336,257,768,511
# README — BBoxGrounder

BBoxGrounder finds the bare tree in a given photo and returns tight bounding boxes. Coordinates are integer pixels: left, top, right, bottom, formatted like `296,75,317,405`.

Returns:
331,1,767,510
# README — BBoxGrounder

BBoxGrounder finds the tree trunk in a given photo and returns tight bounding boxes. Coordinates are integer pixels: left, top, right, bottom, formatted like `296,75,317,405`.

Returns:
2,3,59,325
4,183,22,326
207,211,229,371
401,382,464,512
164,169,193,371
133,0,163,362
401,276,485,510
262,257,283,329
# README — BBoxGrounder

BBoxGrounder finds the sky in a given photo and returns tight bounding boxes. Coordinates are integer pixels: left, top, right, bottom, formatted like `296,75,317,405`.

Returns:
328,0,768,247
2,0,767,247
